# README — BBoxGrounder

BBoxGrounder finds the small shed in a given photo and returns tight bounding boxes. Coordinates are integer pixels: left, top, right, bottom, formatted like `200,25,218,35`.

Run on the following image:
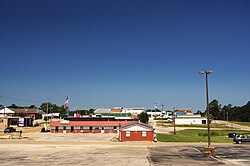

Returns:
118,122,154,141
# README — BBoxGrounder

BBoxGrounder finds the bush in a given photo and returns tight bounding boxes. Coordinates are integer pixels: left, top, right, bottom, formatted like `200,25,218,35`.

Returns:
41,128,46,132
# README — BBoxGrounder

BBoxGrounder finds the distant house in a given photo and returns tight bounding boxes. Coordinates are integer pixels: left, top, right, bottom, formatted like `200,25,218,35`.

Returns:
118,121,154,141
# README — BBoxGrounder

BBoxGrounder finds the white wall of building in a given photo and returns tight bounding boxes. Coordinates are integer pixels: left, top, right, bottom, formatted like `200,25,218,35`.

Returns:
175,117,207,125
122,108,144,115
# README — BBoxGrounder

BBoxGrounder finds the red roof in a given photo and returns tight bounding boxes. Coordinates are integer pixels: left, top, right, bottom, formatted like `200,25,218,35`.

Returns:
119,121,154,130
51,121,133,127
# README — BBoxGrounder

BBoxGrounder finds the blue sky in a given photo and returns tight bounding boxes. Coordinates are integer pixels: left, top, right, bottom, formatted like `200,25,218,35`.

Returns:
0,0,249,111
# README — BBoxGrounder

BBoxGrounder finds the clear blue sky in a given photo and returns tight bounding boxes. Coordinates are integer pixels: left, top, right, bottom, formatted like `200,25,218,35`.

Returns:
0,0,249,111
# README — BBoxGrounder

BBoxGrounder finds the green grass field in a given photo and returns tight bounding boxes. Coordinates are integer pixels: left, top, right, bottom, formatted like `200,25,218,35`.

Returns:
156,129,250,143
232,122,250,127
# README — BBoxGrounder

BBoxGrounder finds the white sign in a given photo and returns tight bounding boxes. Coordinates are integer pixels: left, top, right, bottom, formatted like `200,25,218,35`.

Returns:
19,118,24,127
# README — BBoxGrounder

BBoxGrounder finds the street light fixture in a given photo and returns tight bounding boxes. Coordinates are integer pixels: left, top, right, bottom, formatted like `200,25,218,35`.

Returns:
200,70,215,156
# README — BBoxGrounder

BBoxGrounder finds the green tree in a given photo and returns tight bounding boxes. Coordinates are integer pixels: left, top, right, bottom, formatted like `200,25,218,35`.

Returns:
29,105,37,109
58,105,67,118
9,104,18,108
221,104,232,120
138,112,149,124
208,99,221,119
39,102,59,113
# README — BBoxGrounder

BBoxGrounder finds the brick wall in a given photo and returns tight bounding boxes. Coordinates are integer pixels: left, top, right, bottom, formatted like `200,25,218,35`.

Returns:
120,131,154,141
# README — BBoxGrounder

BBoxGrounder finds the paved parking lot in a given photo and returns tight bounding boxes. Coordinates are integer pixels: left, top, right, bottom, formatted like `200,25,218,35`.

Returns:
149,145,250,166
1,129,250,166
27,132,117,142
0,140,250,166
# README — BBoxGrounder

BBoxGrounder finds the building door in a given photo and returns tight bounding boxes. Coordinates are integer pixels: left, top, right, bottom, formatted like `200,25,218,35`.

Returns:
101,127,104,134
63,126,66,133
55,126,58,133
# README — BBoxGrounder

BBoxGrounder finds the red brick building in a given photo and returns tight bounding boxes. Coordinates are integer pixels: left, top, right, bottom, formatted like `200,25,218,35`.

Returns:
50,120,131,134
118,122,154,141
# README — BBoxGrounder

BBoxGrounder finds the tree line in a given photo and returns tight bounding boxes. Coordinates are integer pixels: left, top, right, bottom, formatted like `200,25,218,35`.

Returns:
0,102,95,118
202,100,250,122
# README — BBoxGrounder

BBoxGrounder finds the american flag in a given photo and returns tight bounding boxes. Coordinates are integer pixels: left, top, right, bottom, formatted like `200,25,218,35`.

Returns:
64,96,69,109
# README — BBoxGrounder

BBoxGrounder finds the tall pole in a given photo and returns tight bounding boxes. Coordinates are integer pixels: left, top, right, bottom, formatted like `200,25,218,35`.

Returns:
200,70,213,149
47,102,48,121
205,73,211,148
154,103,157,119
173,106,176,135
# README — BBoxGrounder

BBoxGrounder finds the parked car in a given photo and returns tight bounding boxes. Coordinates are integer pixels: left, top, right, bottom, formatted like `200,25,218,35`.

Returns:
233,135,250,144
228,133,237,138
4,127,16,133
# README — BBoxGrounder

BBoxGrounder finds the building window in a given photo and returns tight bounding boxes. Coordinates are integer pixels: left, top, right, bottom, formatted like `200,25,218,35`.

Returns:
11,120,18,125
142,131,147,137
202,120,206,124
126,131,130,137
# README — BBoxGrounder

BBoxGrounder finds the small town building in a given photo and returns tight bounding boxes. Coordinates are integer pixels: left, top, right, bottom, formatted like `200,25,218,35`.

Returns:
175,114,207,125
0,116,33,127
42,113,60,119
0,107,42,127
94,107,145,119
0,107,43,120
118,122,154,141
175,108,193,115
50,120,132,134
122,108,144,116
146,110,162,118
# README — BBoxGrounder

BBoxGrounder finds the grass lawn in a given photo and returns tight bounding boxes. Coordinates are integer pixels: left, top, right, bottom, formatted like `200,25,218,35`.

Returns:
232,122,250,127
156,122,230,128
156,129,250,143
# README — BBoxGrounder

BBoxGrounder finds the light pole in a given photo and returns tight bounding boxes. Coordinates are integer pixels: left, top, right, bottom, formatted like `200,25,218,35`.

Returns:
173,106,176,135
200,70,214,155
